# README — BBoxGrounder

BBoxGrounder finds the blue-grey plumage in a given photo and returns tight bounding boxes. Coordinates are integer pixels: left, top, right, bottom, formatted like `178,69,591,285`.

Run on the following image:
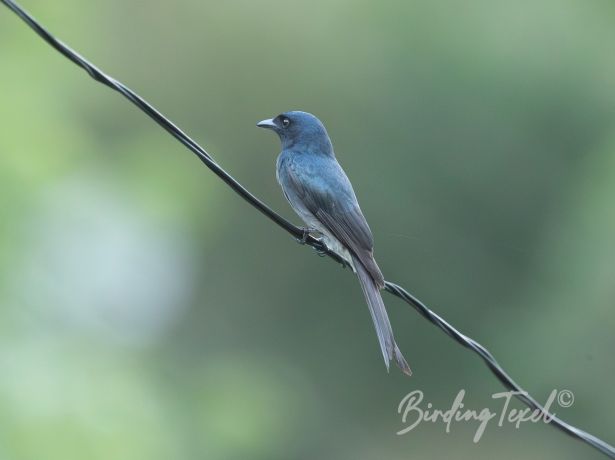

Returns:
257,111,411,376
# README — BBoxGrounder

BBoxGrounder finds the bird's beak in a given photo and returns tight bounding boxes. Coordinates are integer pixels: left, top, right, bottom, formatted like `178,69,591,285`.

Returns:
256,118,276,129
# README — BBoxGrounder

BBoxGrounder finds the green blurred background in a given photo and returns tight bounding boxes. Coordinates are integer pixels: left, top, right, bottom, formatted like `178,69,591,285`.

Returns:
1,0,614,459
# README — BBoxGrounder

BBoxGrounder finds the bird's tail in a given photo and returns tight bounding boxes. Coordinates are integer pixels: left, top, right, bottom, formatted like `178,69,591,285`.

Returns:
354,256,412,376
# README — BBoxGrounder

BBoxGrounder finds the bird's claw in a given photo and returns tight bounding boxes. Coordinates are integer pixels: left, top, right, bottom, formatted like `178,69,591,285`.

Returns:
311,241,348,268
295,227,316,245
314,244,328,257
294,229,345,267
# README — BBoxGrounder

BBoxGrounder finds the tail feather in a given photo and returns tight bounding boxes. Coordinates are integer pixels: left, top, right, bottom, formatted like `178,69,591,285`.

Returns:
354,256,412,376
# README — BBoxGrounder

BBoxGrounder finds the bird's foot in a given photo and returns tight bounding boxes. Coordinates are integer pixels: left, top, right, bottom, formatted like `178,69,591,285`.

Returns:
311,242,349,268
295,227,317,245
314,243,328,257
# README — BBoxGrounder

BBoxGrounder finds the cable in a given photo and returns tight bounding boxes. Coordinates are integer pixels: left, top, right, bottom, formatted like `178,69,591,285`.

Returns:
2,1,613,457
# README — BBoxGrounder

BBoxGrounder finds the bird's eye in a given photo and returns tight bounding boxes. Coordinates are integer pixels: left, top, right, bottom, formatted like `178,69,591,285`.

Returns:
281,117,290,127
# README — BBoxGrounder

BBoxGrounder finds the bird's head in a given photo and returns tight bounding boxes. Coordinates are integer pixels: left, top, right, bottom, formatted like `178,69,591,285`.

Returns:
257,111,333,154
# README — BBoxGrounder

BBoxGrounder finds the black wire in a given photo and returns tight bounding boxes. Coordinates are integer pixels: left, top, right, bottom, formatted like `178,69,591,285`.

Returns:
2,1,613,458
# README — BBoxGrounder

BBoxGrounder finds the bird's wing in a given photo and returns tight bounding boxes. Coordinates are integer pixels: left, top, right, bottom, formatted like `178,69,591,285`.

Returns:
285,158,385,287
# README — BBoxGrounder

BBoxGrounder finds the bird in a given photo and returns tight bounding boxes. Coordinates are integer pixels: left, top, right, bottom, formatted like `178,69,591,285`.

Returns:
257,111,411,376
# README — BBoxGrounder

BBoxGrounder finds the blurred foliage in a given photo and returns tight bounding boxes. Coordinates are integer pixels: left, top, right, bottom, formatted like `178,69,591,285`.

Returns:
1,0,614,459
